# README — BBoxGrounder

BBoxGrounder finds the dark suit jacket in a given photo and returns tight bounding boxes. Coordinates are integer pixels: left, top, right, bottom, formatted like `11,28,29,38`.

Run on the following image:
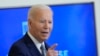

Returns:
8,33,49,56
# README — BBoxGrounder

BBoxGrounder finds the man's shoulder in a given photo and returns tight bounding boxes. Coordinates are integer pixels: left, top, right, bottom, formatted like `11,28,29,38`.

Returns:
10,37,26,51
8,36,30,56
11,33,29,48
13,37,25,47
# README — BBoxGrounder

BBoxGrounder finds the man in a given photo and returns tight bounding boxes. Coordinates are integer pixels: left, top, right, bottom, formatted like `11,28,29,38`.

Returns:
8,4,58,56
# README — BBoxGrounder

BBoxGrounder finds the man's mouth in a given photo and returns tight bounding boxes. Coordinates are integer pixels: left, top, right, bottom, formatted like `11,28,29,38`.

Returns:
41,32,49,34
41,31,49,35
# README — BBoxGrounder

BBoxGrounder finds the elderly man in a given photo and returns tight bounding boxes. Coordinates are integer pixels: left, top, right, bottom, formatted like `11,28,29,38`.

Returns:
8,4,58,56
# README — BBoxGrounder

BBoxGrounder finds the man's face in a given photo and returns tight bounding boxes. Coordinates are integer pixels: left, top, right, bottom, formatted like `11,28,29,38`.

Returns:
29,9,53,42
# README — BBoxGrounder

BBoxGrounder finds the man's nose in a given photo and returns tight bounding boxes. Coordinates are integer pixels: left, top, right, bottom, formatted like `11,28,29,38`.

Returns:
44,22,49,29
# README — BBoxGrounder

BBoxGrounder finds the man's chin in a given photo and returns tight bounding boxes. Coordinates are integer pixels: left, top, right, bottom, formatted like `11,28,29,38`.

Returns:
42,37,49,40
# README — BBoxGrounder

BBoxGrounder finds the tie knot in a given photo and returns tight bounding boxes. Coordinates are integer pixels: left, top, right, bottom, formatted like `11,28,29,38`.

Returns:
40,44,45,50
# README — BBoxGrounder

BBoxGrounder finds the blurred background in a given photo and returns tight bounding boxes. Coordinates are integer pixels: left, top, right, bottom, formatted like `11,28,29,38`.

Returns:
0,0,100,56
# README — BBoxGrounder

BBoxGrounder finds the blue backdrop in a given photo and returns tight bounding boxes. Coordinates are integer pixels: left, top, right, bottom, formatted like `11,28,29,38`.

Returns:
0,2,97,56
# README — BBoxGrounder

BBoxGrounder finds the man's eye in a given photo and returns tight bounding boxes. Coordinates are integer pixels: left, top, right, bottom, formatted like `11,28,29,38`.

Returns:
49,21,52,24
40,20,45,23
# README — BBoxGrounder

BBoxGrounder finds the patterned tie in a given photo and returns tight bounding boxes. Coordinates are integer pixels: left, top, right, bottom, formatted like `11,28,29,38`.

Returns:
40,44,46,56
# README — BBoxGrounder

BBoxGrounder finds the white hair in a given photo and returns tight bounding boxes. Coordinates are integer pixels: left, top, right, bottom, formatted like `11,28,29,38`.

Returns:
28,4,52,19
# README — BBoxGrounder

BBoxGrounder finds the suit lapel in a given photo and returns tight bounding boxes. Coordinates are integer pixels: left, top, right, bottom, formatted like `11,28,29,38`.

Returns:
23,33,42,56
